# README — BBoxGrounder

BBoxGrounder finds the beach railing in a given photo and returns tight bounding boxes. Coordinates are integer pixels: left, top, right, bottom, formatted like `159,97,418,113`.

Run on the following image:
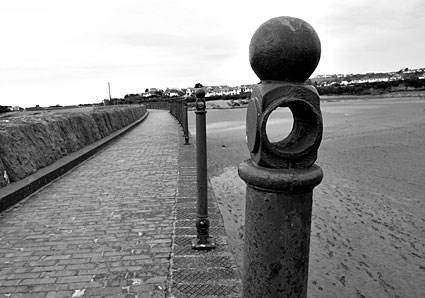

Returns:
145,101,169,110
238,16,323,298
169,99,189,144
144,100,189,144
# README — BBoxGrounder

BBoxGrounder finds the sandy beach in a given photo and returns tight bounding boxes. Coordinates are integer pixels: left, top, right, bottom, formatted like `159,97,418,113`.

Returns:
189,95,425,298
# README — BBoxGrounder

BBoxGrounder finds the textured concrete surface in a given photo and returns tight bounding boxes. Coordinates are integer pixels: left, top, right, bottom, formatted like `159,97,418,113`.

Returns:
0,110,241,298
0,111,149,213
0,106,146,186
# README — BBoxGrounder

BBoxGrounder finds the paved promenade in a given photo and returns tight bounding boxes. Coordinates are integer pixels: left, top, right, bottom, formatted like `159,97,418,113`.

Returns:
0,110,241,298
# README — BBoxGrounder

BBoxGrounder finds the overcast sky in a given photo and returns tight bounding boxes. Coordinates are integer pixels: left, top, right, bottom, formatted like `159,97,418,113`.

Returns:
1,0,424,108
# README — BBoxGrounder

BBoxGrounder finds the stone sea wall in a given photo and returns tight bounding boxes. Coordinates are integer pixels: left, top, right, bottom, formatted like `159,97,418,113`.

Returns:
0,105,147,188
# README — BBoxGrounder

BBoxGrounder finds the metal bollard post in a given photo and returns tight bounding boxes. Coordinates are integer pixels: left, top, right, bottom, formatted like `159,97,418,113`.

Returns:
183,99,190,144
177,100,181,123
192,88,216,250
179,100,184,124
238,16,323,297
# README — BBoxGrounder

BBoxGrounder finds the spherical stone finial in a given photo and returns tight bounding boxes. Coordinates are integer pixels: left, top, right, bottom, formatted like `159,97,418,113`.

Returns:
249,16,321,83
195,88,206,98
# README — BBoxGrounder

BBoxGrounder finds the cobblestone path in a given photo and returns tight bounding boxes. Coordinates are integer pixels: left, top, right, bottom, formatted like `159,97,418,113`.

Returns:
0,111,179,298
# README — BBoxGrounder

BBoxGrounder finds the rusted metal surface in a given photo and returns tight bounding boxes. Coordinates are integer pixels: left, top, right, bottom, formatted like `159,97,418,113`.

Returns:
249,16,321,83
246,84,322,169
239,16,323,298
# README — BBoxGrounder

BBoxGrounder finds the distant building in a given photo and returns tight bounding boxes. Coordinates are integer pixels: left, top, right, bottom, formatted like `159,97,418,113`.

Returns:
165,88,184,97
185,88,195,96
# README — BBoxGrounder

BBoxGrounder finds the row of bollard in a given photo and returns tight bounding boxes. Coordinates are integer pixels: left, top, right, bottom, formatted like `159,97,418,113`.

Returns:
190,16,324,298
145,100,189,144
145,101,170,110
169,100,190,144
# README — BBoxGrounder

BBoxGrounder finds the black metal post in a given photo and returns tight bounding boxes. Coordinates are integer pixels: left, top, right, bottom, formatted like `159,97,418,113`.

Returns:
179,100,183,124
192,89,215,250
179,100,183,125
183,100,190,144
176,100,180,122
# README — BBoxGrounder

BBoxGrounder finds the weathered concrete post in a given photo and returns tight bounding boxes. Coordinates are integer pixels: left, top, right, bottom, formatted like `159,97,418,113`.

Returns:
192,89,216,250
238,16,323,297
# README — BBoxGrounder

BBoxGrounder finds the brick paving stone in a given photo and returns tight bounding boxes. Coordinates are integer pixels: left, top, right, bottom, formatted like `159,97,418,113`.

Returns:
0,111,179,297
0,110,243,298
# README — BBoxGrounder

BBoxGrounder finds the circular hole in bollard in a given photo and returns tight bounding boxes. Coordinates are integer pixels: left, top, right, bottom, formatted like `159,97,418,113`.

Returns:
262,98,322,159
265,107,294,143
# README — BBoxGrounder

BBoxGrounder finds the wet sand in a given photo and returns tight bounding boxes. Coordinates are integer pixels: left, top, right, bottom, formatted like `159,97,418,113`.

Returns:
189,96,425,298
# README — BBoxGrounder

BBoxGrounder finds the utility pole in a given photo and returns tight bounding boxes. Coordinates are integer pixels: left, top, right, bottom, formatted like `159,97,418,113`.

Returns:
108,82,113,104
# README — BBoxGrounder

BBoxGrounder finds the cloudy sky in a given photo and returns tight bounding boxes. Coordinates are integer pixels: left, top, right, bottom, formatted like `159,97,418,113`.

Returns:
1,0,424,108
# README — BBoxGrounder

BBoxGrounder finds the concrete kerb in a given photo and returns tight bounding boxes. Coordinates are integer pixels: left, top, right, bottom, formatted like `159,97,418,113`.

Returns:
0,111,149,213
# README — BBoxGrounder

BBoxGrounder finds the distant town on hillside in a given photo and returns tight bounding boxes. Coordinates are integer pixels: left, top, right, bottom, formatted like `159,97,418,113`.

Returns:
310,67,425,96
107,67,425,105
1,67,424,112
